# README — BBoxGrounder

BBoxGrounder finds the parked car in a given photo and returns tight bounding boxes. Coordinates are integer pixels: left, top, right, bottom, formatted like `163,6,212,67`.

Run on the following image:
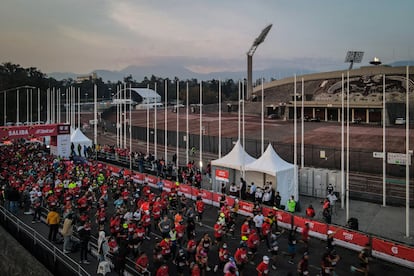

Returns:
267,114,279,119
395,118,406,125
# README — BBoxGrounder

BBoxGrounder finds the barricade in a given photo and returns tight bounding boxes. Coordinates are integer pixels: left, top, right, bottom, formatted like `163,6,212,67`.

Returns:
372,237,414,269
103,162,414,270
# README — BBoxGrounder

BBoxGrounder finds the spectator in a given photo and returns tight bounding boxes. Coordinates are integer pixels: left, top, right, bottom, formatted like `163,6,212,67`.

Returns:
61,213,74,253
305,204,315,218
46,207,60,243
287,195,296,213
274,192,281,209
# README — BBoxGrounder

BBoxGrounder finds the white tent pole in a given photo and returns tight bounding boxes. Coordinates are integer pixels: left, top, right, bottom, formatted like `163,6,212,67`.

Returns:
219,79,222,158
346,71,350,222
146,84,150,154
383,74,386,207
154,82,158,160
124,83,127,149
116,85,119,147
165,79,168,163
294,75,298,199
261,78,264,155
129,83,132,171
94,84,97,146
38,88,40,123
176,81,179,167
26,88,29,124
3,91,6,125
301,78,305,168
78,87,80,129
341,74,345,210
199,81,203,169
405,65,410,238
242,80,245,149
56,88,59,124
186,82,189,164
238,81,241,140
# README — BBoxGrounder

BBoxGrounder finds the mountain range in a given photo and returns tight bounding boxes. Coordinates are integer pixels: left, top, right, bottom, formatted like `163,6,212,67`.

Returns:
47,60,414,83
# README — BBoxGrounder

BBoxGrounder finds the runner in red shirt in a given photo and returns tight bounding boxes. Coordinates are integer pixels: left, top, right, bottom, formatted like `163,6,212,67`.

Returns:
234,245,248,274
156,264,169,276
135,252,149,273
247,229,260,264
301,222,310,252
159,237,172,261
191,263,201,276
256,256,270,276
214,221,224,246
195,196,204,226
240,219,251,242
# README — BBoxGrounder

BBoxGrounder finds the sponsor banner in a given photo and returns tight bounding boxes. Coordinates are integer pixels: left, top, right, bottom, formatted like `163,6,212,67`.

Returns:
107,165,120,174
215,169,229,182
132,173,145,183
0,124,70,140
372,237,414,263
294,216,327,234
145,175,157,184
239,200,254,214
212,193,222,203
199,189,213,201
179,184,192,196
123,169,132,176
163,180,174,190
330,226,369,247
275,210,293,225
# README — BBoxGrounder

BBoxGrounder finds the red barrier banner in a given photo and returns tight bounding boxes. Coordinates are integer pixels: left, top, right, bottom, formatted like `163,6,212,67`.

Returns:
163,180,174,190
275,210,292,224
293,216,327,234
372,237,414,262
199,189,213,201
107,165,120,174
123,169,132,176
133,173,145,182
0,124,70,139
212,193,222,203
179,184,192,196
261,207,274,217
239,200,254,214
145,175,157,184
226,196,235,207
330,226,369,247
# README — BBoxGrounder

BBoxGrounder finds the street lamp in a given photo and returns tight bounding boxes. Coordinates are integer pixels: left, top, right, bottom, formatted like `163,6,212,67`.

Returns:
345,51,364,70
247,24,273,100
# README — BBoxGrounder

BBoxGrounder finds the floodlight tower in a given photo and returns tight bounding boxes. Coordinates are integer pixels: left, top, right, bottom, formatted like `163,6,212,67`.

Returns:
247,24,272,100
345,51,364,70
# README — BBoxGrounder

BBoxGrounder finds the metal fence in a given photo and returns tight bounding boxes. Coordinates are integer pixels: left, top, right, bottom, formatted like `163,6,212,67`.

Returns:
0,206,90,276
105,122,413,178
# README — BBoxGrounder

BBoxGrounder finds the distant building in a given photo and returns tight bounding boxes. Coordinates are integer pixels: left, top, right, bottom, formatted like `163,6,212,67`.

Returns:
112,88,162,109
76,72,98,83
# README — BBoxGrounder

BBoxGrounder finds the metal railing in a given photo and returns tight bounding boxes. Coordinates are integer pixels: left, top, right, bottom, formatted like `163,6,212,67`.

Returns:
0,205,90,276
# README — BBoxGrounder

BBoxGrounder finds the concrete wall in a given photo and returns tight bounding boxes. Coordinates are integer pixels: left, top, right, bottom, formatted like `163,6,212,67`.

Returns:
0,226,53,276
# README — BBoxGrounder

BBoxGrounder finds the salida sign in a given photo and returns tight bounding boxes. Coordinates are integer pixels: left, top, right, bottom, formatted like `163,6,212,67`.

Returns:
0,124,70,140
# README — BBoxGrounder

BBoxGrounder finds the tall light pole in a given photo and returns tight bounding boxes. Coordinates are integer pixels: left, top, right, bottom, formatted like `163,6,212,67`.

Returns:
345,51,364,70
247,24,272,100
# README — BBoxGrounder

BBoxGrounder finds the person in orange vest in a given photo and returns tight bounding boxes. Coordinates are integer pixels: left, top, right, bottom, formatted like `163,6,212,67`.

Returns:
256,255,270,276
46,207,60,242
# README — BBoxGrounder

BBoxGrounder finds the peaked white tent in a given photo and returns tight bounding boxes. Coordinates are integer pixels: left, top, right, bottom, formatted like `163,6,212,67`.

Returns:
245,144,298,205
70,128,92,157
211,140,256,192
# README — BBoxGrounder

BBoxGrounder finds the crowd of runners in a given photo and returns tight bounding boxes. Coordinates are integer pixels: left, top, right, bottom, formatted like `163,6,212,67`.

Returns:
0,141,372,276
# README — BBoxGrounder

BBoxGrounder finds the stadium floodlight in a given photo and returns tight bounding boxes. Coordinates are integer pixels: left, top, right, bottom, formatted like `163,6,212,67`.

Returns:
370,57,382,66
247,24,273,100
345,51,364,70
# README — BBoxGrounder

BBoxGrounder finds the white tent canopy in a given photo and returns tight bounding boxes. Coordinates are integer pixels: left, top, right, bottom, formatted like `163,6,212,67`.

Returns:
211,140,256,170
70,128,92,157
210,140,256,192
245,144,298,205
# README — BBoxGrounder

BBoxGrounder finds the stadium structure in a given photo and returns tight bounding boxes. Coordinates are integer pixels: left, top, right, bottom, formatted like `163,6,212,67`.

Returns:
252,65,414,125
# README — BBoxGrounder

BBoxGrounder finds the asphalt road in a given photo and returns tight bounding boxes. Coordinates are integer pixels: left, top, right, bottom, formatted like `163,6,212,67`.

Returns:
15,184,412,276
